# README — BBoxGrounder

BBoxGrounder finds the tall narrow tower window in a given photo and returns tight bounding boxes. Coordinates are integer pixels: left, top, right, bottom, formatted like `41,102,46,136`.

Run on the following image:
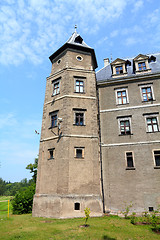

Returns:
75,80,84,93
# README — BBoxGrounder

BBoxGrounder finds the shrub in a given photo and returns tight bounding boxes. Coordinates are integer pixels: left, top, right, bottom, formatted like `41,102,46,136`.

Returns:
121,202,133,219
11,183,35,214
130,212,137,225
84,207,90,225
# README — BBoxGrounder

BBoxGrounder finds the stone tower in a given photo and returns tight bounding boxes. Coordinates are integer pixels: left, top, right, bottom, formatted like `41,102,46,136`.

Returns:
32,29,103,218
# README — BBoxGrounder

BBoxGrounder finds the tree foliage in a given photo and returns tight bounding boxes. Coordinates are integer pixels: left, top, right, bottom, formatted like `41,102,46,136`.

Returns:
26,158,38,183
11,183,36,214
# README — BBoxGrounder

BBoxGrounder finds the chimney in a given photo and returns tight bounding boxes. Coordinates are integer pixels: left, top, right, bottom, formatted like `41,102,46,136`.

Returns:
104,58,110,67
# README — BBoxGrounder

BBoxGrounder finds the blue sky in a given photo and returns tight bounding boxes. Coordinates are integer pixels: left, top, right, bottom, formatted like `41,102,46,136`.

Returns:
0,0,160,182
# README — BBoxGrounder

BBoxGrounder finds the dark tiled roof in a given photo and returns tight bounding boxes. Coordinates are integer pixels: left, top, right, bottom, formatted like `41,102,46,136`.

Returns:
96,52,160,82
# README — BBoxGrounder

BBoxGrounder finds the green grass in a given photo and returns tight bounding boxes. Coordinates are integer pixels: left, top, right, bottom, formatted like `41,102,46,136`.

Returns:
0,196,13,218
0,213,160,240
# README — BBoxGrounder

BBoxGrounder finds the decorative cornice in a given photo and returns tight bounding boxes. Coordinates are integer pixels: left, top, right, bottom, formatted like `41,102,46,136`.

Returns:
101,140,160,147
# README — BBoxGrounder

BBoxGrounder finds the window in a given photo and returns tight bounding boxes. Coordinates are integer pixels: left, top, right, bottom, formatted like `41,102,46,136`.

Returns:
126,152,134,169
138,62,146,71
74,202,80,210
75,80,84,93
141,87,153,101
52,79,60,96
153,150,160,167
73,108,86,126
75,112,84,126
49,111,58,128
146,117,159,132
116,65,123,75
74,147,84,159
115,88,129,105
48,148,55,160
139,84,155,102
120,120,131,135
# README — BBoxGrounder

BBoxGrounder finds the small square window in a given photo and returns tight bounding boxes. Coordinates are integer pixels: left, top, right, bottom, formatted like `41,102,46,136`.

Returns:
138,62,146,71
48,148,55,160
153,150,160,167
75,147,84,159
75,80,84,93
116,65,123,75
146,117,159,132
120,120,131,135
126,152,134,168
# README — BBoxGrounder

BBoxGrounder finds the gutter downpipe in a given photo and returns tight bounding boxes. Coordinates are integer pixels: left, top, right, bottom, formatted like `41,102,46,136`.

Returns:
96,85,105,214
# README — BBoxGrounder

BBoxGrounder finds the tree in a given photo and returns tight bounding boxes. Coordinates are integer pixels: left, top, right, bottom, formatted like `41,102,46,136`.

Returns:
26,158,38,183
0,178,6,195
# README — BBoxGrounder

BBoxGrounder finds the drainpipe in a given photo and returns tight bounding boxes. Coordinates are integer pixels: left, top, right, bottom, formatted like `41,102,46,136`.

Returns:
96,85,105,214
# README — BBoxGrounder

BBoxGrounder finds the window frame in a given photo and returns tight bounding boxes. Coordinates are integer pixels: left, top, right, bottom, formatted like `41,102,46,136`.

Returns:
49,111,58,128
115,88,129,105
74,147,85,159
73,108,86,126
125,151,135,170
139,84,155,102
145,115,159,133
138,62,147,71
48,148,55,160
52,78,60,96
117,116,132,135
75,79,84,93
153,150,160,168
115,65,123,75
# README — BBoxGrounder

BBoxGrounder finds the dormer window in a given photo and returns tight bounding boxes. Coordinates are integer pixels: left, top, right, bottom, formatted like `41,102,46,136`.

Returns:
134,54,151,74
116,66,123,75
111,58,128,78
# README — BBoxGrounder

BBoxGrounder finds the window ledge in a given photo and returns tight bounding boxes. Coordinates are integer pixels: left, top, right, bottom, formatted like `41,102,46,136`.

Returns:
74,91,85,94
48,158,54,160
146,131,160,134
142,99,155,103
74,157,84,159
135,68,151,73
126,167,136,170
73,124,86,126
52,93,60,97
154,166,160,169
116,103,129,106
119,133,133,136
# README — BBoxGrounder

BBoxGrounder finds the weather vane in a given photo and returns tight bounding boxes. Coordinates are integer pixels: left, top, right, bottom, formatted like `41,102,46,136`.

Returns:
75,24,77,32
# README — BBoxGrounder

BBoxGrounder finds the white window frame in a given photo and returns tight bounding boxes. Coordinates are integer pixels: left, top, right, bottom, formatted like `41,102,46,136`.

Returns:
117,116,132,135
125,151,135,169
52,79,60,96
75,79,84,93
144,114,159,133
74,147,85,159
139,84,155,102
73,108,86,126
152,149,160,168
115,88,129,105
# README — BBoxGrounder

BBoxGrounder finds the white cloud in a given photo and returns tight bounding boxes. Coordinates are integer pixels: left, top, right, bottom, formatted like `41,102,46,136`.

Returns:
0,0,129,66
0,113,17,129
132,0,144,13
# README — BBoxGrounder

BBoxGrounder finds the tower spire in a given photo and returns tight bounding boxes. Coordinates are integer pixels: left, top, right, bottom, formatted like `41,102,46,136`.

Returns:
74,24,77,32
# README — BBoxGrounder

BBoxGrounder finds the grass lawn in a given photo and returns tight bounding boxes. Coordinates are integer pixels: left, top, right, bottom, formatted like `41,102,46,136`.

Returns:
0,211,160,240
0,197,160,240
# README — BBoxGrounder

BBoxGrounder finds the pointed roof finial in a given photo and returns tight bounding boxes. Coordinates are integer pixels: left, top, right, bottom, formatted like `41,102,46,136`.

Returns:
75,24,77,32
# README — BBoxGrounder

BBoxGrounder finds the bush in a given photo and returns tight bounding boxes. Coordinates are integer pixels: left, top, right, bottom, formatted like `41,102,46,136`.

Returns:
11,183,35,214
130,212,137,225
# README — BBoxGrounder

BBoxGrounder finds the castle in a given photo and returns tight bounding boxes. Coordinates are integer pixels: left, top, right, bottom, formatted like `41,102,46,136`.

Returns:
32,30,160,218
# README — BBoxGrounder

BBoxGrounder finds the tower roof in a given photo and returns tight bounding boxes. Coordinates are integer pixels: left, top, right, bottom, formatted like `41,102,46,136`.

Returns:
49,30,98,69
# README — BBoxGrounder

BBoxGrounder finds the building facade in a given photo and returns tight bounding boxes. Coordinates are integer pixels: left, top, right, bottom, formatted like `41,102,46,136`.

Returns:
32,31,160,218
